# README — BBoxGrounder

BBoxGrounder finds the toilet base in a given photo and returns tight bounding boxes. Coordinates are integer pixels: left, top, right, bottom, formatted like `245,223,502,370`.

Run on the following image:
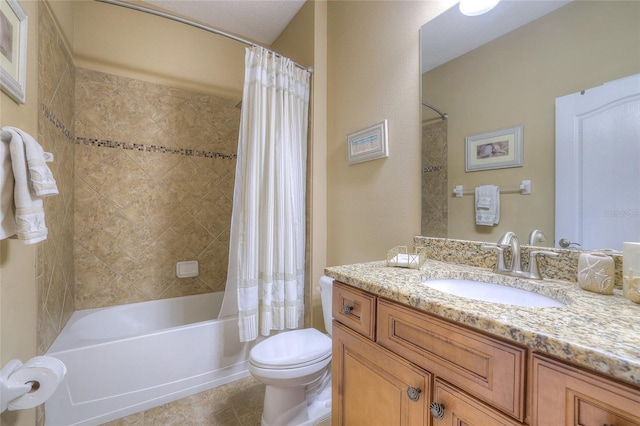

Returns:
261,377,331,426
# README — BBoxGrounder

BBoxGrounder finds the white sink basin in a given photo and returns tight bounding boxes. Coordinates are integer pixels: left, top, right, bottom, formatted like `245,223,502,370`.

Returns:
423,279,565,308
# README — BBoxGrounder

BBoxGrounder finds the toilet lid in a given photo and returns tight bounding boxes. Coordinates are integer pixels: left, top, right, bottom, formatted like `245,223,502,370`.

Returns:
250,328,332,369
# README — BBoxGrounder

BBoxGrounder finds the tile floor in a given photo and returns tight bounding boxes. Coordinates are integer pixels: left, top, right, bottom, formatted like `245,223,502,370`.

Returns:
103,377,265,426
102,375,333,426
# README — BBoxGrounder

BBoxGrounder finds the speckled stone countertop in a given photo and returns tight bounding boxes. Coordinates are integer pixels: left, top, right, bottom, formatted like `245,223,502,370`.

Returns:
325,259,640,388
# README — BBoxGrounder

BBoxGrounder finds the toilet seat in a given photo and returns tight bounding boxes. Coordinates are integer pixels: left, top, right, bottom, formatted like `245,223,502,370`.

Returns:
250,328,332,370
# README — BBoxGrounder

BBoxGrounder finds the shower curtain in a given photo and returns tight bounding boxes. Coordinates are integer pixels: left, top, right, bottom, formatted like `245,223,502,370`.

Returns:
219,46,311,342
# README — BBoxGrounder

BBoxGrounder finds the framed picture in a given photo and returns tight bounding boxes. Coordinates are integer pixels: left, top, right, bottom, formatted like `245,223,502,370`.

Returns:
465,125,523,172
347,120,389,165
0,0,27,104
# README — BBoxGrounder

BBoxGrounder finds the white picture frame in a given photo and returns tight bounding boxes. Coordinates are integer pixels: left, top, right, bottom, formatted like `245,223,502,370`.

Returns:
0,0,27,104
347,120,389,165
465,125,523,172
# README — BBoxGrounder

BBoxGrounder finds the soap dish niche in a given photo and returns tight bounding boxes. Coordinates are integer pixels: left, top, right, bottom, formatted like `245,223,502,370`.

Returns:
387,246,426,269
176,260,199,278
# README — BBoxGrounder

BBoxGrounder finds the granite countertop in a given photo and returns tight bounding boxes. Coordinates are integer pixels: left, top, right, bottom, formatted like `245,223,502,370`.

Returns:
325,259,640,387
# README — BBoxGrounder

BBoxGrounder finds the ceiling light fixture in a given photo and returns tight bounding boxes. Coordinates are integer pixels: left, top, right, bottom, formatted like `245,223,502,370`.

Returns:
459,0,501,16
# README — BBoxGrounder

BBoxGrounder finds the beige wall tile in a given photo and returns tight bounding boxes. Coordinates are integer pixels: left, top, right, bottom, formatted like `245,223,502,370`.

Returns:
37,2,76,355
74,68,239,308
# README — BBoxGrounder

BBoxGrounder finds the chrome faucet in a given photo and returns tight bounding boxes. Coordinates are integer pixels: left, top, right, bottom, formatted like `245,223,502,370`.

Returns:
497,231,523,275
483,232,559,280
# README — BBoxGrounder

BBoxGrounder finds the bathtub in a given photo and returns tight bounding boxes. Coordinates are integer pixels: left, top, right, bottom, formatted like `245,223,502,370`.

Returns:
45,292,252,426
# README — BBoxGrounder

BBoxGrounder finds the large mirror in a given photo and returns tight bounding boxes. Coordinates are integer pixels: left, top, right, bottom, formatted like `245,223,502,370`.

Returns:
420,0,640,248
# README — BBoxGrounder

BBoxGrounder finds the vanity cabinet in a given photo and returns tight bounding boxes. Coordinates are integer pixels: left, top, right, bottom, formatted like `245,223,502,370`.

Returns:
332,281,526,426
331,280,640,426
532,355,640,425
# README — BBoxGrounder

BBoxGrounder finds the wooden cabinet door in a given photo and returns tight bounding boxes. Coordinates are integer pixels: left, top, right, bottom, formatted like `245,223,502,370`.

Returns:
332,321,431,426
432,379,524,426
532,355,640,426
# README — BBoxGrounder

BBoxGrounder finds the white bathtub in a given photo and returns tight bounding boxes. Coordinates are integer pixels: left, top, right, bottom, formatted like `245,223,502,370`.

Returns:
45,292,252,426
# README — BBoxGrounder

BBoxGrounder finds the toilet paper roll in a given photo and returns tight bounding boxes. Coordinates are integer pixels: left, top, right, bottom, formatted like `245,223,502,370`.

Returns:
577,252,615,295
6,356,66,411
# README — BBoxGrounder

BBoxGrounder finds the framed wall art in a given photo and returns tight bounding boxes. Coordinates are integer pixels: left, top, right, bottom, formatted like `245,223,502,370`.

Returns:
347,119,389,165
0,0,27,104
465,125,523,172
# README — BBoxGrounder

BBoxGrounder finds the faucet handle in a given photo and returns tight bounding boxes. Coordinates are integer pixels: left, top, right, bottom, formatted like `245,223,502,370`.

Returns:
528,250,559,280
482,245,507,272
527,229,547,246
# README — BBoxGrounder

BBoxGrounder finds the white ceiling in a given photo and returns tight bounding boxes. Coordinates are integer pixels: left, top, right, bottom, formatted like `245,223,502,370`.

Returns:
141,0,307,45
138,1,572,68
421,0,572,72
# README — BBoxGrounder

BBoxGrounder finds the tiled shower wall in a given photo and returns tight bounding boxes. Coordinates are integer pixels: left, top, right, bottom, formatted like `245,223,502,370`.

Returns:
74,68,240,309
421,119,448,237
37,1,76,355
37,3,76,424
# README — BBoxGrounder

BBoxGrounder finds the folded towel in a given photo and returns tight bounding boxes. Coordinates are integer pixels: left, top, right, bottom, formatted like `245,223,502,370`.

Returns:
3,127,58,197
0,138,17,239
390,253,410,267
475,185,500,226
1,127,49,244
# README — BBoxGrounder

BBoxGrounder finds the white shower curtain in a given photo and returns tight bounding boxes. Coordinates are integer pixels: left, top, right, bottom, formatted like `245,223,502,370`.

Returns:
220,46,311,342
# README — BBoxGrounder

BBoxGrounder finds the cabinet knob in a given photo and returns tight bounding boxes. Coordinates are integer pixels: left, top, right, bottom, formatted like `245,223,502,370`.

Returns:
406,387,422,402
341,305,353,315
429,402,445,420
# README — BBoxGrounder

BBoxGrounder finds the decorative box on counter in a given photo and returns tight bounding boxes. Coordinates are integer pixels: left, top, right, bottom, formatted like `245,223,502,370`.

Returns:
386,246,426,269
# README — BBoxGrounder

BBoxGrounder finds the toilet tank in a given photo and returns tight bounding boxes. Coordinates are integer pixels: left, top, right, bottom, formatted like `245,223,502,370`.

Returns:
319,276,334,335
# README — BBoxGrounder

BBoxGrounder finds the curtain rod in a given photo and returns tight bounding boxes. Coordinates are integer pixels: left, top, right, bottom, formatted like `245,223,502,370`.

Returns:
421,101,448,120
95,0,313,74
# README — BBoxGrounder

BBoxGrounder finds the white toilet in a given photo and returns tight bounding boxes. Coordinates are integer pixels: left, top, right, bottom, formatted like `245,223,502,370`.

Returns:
249,276,334,426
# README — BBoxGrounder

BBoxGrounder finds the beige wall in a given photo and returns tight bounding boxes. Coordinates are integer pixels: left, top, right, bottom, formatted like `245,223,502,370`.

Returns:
326,1,449,266
1,0,39,423
424,1,640,244
272,0,328,331
73,0,245,101
309,0,328,330
43,0,74,48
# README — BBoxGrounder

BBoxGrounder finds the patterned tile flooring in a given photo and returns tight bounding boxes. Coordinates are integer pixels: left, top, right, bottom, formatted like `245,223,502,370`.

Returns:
103,377,265,426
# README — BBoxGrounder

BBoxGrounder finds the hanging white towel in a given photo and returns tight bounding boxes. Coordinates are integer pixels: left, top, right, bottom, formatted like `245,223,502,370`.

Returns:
475,185,500,226
4,127,58,197
0,127,53,244
0,139,17,239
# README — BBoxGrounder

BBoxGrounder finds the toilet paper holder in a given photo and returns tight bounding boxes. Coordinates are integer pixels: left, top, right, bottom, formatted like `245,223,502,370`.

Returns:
1,359,34,412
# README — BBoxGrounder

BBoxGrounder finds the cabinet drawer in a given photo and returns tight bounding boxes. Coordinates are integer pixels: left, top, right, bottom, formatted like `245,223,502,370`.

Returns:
532,355,640,426
333,281,376,340
432,379,524,426
377,299,526,420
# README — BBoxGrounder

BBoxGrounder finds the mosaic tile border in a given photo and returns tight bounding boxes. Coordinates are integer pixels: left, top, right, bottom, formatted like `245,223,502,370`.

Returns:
76,137,237,160
423,165,444,173
42,104,237,160
42,104,75,142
